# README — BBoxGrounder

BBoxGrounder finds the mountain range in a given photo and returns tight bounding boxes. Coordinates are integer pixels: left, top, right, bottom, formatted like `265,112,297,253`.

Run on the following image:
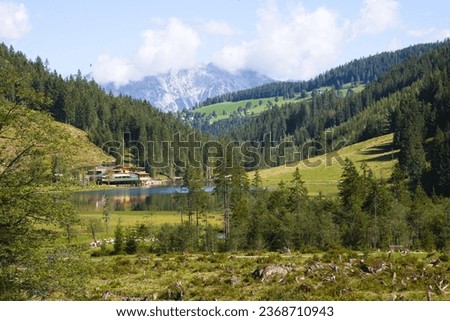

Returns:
100,63,274,112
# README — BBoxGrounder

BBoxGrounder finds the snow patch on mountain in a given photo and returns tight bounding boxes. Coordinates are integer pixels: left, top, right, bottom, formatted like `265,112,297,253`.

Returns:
101,63,274,112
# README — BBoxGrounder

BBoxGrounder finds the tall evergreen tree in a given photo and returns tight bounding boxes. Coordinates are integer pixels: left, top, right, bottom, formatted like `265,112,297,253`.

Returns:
337,159,369,249
394,95,427,184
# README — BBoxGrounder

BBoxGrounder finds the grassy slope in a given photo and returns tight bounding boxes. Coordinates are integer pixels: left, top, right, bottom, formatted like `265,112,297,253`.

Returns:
0,106,113,172
54,121,114,168
254,133,397,195
70,134,397,242
192,83,365,123
194,97,298,122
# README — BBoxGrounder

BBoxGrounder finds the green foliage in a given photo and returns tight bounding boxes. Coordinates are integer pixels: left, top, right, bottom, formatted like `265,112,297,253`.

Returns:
0,43,207,177
178,166,209,225
154,223,201,253
113,223,125,254
77,251,450,301
2,40,450,300
0,61,86,299
394,95,427,183
201,42,445,106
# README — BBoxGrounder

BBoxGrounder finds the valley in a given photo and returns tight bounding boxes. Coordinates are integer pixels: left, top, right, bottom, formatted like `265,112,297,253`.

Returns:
1,40,450,301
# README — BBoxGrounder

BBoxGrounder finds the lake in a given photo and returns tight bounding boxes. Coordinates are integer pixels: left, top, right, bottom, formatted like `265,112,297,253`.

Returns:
72,185,218,212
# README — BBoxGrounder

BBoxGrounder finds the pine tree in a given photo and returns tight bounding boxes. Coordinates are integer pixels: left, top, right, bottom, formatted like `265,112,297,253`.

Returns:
287,168,309,248
429,128,450,196
180,167,208,226
113,222,125,254
337,159,369,249
395,95,426,184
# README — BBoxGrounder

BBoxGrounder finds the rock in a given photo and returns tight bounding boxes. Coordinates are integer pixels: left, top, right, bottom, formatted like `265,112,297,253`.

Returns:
282,247,291,254
253,264,293,282
229,275,240,287
298,283,314,293
102,291,110,300
305,262,324,275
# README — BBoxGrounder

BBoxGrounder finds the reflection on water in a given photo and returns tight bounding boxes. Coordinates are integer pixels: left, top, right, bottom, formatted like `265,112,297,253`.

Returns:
73,185,217,212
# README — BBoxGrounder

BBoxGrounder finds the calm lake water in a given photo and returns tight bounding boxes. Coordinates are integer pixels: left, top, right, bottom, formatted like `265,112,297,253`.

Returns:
72,185,218,212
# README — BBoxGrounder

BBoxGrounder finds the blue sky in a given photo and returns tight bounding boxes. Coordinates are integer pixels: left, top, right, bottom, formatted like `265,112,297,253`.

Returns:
1,0,449,85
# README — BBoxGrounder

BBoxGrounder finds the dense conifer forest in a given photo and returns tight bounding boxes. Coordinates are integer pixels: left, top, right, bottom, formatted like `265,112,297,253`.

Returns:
1,40,449,300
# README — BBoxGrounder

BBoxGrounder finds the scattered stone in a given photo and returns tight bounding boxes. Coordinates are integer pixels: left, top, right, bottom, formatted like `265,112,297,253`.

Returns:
102,291,110,300
229,275,240,287
298,283,315,293
253,264,293,282
305,262,324,275
282,247,291,254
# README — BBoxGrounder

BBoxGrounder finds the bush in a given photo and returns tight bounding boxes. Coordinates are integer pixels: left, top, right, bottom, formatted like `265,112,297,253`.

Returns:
154,223,201,253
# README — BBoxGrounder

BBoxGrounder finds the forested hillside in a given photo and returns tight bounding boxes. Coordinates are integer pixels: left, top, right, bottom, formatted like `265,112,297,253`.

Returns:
200,42,450,196
2,40,449,195
0,43,206,177
194,41,450,138
2,39,450,301
200,41,447,106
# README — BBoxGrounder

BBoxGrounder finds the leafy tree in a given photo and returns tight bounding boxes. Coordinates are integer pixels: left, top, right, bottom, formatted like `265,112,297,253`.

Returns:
125,227,138,254
214,158,232,241
265,181,291,250
307,193,339,250
287,168,309,248
288,167,308,217
0,62,82,299
252,168,262,189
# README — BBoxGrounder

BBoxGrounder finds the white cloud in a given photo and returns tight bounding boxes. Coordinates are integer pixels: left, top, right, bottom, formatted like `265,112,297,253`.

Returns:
351,0,400,37
213,1,346,80
201,20,237,37
408,28,435,38
92,55,137,87
94,0,404,84
387,37,403,51
0,2,30,40
409,27,450,42
213,0,402,80
93,18,200,86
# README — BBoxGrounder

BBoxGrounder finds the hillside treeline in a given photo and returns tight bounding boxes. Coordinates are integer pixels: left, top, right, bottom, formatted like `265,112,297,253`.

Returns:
1,40,450,300
200,41,447,106
201,42,450,196
118,162,449,255
0,43,206,177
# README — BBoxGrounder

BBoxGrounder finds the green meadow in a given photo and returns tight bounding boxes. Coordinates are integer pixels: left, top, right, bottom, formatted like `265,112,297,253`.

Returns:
253,133,397,194
192,83,365,123
193,97,298,122
69,210,223,243
69,250,450,301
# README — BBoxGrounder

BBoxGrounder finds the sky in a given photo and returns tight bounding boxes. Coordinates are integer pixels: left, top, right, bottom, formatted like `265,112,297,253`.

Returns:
1,0,449,85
